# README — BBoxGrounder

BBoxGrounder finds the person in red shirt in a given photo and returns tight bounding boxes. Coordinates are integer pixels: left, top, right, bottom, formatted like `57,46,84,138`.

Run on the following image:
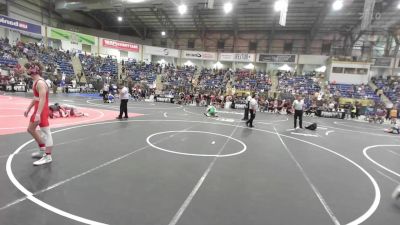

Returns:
23,62,53,166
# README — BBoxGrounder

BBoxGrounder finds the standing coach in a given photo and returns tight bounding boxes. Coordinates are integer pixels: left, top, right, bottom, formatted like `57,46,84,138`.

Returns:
292,95,304,129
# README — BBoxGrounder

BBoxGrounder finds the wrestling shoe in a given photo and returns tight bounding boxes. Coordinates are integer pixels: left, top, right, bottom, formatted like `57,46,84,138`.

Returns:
31,150,45,159
33,155,52,166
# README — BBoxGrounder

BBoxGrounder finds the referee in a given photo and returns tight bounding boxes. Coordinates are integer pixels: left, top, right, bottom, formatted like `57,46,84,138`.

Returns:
246,94,258,128
292,95,304,129
117,84,129,119
242,94,252,120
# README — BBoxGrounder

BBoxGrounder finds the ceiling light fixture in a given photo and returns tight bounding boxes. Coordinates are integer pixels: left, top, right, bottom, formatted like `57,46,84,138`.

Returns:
117,16,123,22
397,1,400,9
332,0,343,11
224,2,233,14
161,31,166,36
178,4,187,15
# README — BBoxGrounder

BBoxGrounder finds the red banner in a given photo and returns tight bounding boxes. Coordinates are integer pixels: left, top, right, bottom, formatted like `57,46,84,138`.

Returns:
102,39,140,52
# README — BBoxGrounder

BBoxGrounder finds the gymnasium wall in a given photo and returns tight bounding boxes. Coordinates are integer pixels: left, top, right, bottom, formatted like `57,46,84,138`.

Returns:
6,0,53,26
154,31,341,55
3,0,399,60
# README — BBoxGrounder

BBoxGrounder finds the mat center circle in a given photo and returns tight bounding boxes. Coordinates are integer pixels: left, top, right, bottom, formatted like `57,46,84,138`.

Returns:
146,130,247,157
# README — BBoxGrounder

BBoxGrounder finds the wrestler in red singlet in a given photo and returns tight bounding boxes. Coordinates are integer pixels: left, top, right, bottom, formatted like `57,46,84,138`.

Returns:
30,79,50,127
24,62,53,166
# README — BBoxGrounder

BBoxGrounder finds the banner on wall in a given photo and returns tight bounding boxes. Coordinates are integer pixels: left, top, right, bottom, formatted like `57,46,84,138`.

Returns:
372,57,392,67
219,53,255,62
102,39,139,52
182,50,217,61
48,27,96,45
143,46,179,58
0,15,41,35
257,54,297,63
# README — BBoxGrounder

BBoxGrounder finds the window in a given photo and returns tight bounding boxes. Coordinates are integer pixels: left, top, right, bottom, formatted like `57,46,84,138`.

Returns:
332,67,344,73
160,40,167,47
188,40,195,49
284,42,293,53
357,68,368,75
321,43,331,54
217,40,225,50
120,50,128,58
344,68,356,74
249,41,257,51
82,44,92,53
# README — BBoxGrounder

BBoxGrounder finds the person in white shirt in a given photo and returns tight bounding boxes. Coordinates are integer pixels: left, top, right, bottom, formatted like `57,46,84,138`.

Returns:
103,83,109,103
246,94,258,128
242,94,252,120
9,75,16,92
117,84,129,119
292,95,304,129
71,79,77,88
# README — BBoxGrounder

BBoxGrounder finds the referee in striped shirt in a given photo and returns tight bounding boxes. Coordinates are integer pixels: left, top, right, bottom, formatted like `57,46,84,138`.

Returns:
292,95,304,129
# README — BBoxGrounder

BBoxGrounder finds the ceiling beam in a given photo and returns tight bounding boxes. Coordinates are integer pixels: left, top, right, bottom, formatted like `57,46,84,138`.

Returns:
350,0,397,34
126,18,144,40
127,9,149,40
81,11,104,30
339,0,398,55
107,9,144,39
305,1,330,53
232,8,239,52
192,6,206,47
267,15,277,53
151,6,177,42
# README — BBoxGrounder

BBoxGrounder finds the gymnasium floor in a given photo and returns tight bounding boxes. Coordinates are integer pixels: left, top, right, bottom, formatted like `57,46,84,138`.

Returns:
0,93,400,225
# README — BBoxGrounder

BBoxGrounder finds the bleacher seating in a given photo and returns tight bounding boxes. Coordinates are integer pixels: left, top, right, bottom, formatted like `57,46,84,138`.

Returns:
373,77,400,103
0,38,18,69
39,49,74,76
278,74,320,96
80,54,118,77
328,83,380,101
162,66,194,90
125,60,157,84
0,57,18,68
232,70,271,92
197,68,227,92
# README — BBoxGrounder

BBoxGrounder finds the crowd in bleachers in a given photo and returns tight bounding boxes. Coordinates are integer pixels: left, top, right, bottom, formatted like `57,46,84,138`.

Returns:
372,76,400,104
0,38,19,69
80,54,118,77
232,70,272,93
39,48,74,76
278,72,321,96
197,68,229,93
162,65,195,91
14,41,75,77
123,60,158,85
0,37,398,122
327,83,380,102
